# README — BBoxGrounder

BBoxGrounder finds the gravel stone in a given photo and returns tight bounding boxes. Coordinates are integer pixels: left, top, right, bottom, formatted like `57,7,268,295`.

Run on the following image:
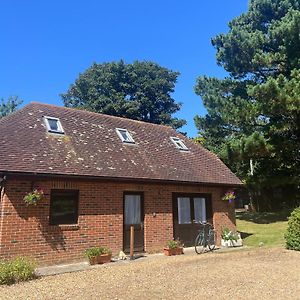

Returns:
0,247,299,300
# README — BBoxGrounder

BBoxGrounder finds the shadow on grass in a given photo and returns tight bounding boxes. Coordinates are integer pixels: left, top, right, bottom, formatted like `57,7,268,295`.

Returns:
239,231,253,239
236,210,291,224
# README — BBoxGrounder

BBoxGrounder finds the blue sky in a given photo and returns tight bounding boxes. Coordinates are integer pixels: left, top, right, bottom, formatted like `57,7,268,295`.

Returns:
1,0,248,137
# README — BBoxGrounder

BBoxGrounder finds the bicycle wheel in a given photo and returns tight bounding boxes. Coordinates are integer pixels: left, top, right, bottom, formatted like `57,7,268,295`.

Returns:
208,230,216,251
195,233,206,254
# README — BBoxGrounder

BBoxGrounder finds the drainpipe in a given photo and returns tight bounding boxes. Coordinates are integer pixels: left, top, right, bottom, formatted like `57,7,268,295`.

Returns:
0,175,7,252
0,175,6,200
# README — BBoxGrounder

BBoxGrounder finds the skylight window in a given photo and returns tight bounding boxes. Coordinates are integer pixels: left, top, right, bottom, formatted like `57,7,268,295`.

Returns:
170,137,188,151
116,128,135,143
44,116,64,134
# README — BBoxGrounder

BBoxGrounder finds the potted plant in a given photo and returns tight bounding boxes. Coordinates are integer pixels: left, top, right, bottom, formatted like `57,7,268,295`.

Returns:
222,190,236,204
163,239,184,256
221,228,243,247
84,247,112,265
23,189,44,206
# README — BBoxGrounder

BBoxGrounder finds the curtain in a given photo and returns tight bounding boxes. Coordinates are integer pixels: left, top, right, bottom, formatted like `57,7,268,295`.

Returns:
125,195,141,225
194,197,206,222
177,197,191,224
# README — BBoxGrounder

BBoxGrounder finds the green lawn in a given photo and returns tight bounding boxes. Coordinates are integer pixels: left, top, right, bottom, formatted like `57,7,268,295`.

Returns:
236,210,291,248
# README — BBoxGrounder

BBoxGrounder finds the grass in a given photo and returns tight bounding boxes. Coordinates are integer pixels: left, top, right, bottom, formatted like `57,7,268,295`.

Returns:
236,210,291,248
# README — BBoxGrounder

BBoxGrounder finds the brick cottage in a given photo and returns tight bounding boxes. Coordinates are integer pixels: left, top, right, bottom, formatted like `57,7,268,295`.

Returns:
0,103,242,265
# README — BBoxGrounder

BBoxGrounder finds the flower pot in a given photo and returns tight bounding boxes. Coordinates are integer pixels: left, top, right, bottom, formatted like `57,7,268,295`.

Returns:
97,253,112,264
221,238,243,247
88,253,112,265
163,247,183,256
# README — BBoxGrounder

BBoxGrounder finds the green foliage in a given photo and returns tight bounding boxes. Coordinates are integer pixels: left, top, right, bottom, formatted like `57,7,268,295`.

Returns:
166,239,183,249
0,96,23,118
23,189,44,206
84,247,112,259
61,60,186,129
0,257,36,285
194,0,300,210
285,207,300,251
221,228,239,241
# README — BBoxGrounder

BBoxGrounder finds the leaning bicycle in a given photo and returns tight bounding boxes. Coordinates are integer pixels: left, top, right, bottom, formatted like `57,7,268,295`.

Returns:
194,221,216,254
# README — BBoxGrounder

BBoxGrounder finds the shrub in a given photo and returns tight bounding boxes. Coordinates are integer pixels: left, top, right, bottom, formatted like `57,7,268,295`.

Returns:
0,257,36,285
285,206,300,251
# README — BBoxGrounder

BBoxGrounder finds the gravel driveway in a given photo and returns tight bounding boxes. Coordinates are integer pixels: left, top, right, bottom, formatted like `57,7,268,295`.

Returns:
0,247,299,300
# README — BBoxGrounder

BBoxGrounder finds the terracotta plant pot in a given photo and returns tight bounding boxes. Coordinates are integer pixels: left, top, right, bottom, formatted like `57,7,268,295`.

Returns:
97,253,112,264
163,247,183,256
89,256,99,265
89,253,112,265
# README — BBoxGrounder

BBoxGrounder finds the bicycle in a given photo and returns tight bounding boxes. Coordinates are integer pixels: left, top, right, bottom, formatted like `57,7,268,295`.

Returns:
194,221,216,254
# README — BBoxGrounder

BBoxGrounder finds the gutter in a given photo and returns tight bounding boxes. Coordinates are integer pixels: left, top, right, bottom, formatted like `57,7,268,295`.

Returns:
0,170,243,187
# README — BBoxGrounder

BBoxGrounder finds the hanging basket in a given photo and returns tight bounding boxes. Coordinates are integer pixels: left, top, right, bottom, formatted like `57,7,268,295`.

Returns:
222,190,236,204
23,189,44,206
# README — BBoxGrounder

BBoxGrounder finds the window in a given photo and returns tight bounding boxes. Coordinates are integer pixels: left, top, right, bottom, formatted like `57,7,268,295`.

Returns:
44,116,64,134
116,128,135,143
50,190,79,225
170,137,188,151
177,197,191,224
124,194,141,225
193,198,206,223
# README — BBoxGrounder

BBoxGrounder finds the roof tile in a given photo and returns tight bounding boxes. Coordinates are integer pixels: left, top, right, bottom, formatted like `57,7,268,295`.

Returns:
0,102,242,185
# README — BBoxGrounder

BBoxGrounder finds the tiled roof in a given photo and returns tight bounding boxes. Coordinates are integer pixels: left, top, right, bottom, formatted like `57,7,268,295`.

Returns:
0,102,242,185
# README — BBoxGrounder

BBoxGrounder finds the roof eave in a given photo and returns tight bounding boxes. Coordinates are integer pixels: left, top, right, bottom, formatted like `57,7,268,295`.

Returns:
1,170,243,187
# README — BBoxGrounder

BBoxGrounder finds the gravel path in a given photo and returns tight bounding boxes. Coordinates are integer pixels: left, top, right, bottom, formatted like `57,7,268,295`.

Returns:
0,247,299,300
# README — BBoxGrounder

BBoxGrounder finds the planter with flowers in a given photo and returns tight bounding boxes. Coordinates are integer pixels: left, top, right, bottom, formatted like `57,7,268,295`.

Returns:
221,228,243,247
163,239,184,256
84,247,112,265
23,189,44,206
222,190,236,204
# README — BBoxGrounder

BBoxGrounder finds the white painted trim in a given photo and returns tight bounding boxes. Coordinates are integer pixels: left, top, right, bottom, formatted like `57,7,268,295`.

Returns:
44,116,65,134
170,137,188,151
116,128,135,143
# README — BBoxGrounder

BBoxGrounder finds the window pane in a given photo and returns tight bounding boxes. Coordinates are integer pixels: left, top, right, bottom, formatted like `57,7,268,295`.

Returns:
120,130,130,142
194,198,206,222
177,197,191,224
48,119,59,131
50,190,78,225
125,195,141,225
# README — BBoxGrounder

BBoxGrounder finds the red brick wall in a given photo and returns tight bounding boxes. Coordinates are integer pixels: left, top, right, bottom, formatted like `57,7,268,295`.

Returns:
0,177,236,266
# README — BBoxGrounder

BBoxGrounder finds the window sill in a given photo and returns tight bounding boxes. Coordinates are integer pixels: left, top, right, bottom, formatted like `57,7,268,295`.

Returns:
49,224,80,231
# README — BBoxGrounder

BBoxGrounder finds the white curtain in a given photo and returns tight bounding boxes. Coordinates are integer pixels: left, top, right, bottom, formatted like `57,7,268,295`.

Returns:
194,198,206,222
125,195,141,225
177,197,191,224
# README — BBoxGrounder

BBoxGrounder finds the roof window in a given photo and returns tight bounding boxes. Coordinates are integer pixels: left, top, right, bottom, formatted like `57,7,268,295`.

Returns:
44,116,64,134
170,137,188,151
116,128,135,143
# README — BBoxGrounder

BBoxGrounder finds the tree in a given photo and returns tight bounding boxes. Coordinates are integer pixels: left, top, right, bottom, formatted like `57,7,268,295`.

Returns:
61,60,186,129
0,96,23,118
194,0,300,211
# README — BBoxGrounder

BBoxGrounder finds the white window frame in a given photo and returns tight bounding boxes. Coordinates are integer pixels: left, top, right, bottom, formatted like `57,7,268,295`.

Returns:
116,128,135,144
170,137,188,151
44,116,64,134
